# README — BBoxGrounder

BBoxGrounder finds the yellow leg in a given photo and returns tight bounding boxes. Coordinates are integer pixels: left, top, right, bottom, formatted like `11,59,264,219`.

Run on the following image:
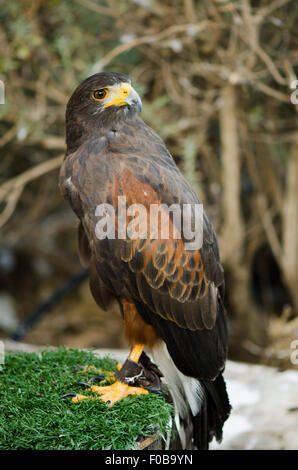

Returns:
129,343,144,362
73,344,148,406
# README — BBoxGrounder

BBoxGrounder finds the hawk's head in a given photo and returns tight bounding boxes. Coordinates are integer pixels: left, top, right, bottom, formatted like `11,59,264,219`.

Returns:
65,72,142,153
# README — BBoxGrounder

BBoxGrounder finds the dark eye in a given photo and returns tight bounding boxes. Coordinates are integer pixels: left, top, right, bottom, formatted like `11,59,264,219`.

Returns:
92,89,108,101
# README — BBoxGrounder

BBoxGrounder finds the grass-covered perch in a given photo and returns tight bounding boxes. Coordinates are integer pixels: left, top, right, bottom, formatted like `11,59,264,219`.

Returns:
0,348,174,450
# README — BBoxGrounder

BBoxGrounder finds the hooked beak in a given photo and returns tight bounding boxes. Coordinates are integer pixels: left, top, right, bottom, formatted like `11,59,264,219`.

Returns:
125,86,142,112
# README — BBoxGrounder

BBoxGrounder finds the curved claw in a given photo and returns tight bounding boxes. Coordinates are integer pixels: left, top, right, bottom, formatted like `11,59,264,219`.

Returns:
76,381,91,389
61,393,77,399
61,392,89,402
89,375,105,383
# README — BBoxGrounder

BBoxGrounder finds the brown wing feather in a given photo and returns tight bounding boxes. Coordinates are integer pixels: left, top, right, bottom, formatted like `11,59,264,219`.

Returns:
60,136,224,332
109,160,224,331
60,113,227,379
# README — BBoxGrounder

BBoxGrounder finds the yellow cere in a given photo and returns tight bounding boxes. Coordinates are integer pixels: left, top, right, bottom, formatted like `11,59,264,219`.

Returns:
104,83,131,108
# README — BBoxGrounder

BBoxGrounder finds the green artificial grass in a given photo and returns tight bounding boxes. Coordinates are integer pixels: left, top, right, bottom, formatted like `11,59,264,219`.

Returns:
0,348,174,450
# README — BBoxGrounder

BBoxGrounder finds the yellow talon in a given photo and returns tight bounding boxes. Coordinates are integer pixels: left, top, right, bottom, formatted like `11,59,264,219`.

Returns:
91,380,148,405
72,393,89,403
72,345,146,405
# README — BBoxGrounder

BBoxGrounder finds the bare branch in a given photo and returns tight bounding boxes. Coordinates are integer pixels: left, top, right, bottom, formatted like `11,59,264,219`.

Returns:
256,0,292,23
0,186,23,228
0,155,63,205
93,21,212,71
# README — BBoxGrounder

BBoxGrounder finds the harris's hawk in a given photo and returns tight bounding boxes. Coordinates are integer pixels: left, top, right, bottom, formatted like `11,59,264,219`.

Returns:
59,72,231,449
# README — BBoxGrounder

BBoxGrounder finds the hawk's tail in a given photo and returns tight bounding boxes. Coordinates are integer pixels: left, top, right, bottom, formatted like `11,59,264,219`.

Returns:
193,373,231,449
150,341,231,449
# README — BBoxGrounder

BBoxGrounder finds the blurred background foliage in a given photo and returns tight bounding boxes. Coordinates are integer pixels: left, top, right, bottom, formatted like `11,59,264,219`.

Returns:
0,0,298,367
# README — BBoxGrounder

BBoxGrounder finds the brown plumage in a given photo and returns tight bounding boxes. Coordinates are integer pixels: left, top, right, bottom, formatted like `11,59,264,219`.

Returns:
60,72,230,449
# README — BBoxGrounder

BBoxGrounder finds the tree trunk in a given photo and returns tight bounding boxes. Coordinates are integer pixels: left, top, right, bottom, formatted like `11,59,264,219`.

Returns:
219,84,244,265
282,142,298,313
218,84,267,356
